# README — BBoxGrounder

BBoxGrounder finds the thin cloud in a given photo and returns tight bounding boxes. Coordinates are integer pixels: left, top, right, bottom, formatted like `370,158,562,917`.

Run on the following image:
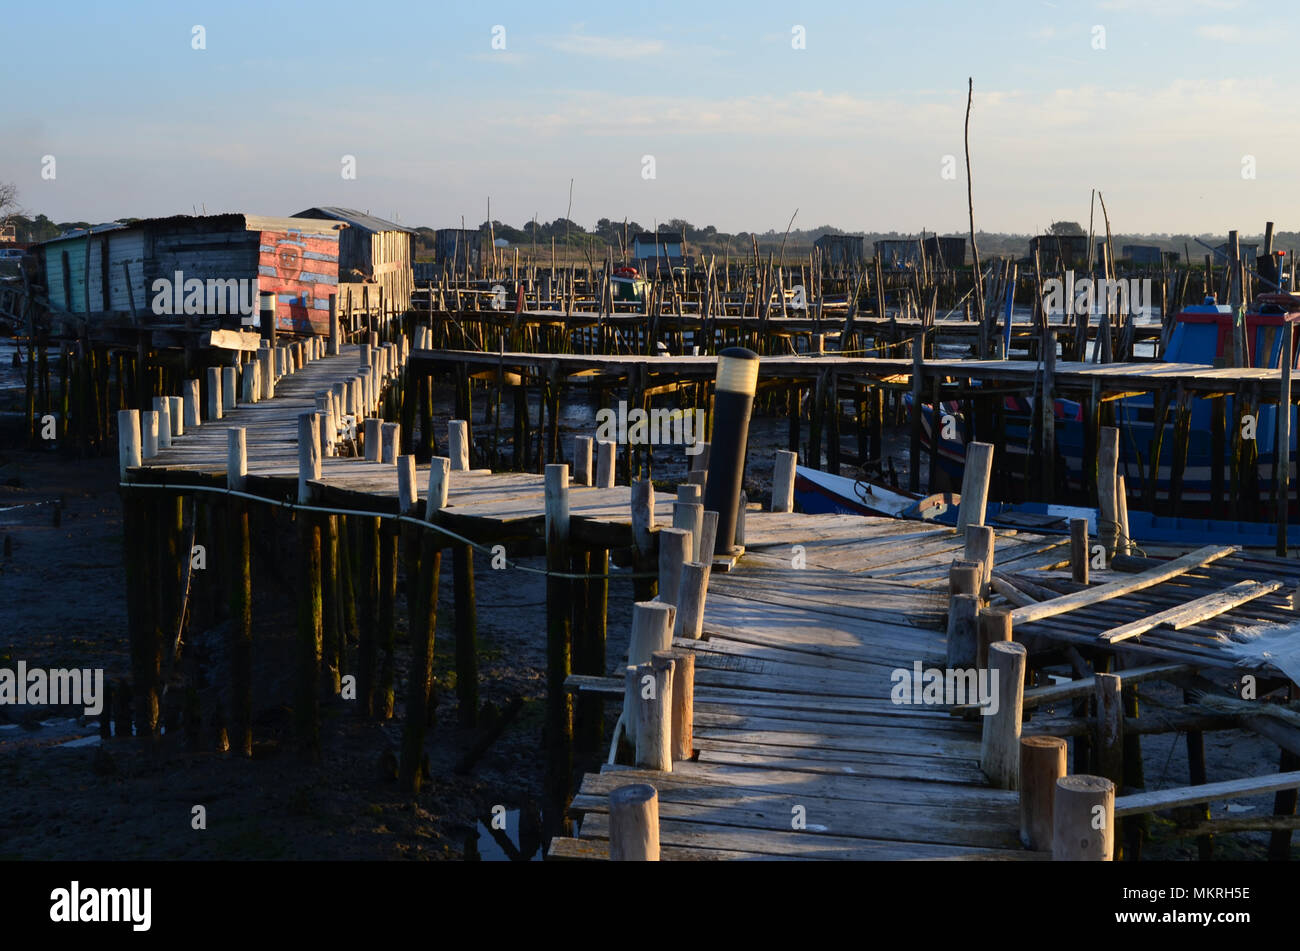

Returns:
545,33,664,58
1196,24,1274,43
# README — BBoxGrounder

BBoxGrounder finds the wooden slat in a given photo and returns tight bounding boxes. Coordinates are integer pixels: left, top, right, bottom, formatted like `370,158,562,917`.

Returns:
1008,545,1238,625
1115,771,1300,817
1098,579,1282,643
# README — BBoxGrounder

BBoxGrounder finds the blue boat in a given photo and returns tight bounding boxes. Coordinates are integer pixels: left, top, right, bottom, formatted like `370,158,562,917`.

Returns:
909,294,1300,518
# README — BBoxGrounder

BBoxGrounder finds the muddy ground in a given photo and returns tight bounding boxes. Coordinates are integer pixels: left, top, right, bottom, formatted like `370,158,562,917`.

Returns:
0,375,1294,860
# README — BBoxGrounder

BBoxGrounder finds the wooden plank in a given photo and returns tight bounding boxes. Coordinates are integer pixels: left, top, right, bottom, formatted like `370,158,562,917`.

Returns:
1114,771,1300,817
1097,579,1282,643
1008,545,1238,625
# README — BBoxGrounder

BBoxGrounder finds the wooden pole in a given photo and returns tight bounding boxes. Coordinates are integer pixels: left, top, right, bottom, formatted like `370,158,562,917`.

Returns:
964,524,995,597
977,606,1012,670
657,527,691,610
1020,735,1067,851
1094,672,1125,788
1070,517,1090,584
771,450,797,512
946,593,979,669
545,463,572,839
635,653,674,771
980,640,1027,789
671,562,709,640
1098,426,1120,558
297,414,323,751
1279,324,1293,556
957,441,994,530
449,419,470,470
228,428,252,756
596,439,616,488
1052,775,1115,861
573,435,593,486
609,783,660,861
663,649,694,762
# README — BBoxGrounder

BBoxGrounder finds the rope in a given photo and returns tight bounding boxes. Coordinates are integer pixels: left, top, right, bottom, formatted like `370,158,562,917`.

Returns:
119,480,659,581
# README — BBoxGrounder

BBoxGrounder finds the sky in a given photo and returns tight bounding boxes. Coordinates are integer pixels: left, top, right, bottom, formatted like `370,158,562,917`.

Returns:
2,0,1296,236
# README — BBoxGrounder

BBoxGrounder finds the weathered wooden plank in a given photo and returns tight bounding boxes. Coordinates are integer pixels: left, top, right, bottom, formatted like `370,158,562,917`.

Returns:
1008,545,1238,625
1098,580,1282,643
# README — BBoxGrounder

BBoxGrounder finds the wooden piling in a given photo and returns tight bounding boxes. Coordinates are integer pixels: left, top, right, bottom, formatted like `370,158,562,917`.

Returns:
634,653,674,772
1070,517,1090,584
545,463,572,838
980,640,1027,789
1052,775,1115,861
771,450,797,512
609,783,660,861
1020,735,1067,851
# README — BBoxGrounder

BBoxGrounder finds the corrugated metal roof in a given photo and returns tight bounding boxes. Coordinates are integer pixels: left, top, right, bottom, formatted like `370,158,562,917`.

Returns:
35,222,130,246
294,207,414,234
31,213,343,249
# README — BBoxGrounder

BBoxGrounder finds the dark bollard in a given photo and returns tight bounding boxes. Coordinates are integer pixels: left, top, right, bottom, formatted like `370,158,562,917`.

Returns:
703,347,759,556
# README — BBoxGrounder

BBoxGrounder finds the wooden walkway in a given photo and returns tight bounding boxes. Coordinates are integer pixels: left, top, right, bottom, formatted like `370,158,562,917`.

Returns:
551,514,1069,860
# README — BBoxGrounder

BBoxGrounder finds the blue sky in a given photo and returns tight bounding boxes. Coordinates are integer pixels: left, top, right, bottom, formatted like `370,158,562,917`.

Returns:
3,0,1294,235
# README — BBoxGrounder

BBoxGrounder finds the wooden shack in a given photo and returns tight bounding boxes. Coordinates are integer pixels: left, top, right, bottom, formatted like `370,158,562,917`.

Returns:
1029,234,1089,270
434,228,482,274
294,207,414,313
813,233,865,267
34,213,342,335
924,235,966,268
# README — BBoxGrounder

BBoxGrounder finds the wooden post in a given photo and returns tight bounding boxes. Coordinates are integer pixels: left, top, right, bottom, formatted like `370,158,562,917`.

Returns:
964,524,995,596
909,333,924,493
946,593,979,669
957,441,994,530
1115,474,1132,556
328,294,339,355
1279,324,1293,556
1020,736,1067,851
168,395,183,438
183,379,201,429
671,562,709,640
363,418,381,462
1098,425,1120,557
1052,775,1115,861
381,422,400,464
596,439,616,488
153,397,172,451
573,435,594,486
631,479,657,601
427,456,450,510
117,409,141,481
677,484,702,504
452,541,478,727
980,640,1027,789
949,560,982,597
663,649,694,762
672,501,704,563
1094,672,1125,787
609,783,660,861
222,365,237,412
449,419,470,470
1070,517,1090,584
977,606,1012,670
545,463,572,837
772,450,797,512
635,653,674,771
206,366,222,421
297,414,323,751
400,451,440,792
657,527,691,610
228,428,252,757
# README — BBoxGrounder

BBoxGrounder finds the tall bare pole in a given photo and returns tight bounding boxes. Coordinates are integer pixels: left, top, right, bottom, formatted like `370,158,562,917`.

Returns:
965,78,985,330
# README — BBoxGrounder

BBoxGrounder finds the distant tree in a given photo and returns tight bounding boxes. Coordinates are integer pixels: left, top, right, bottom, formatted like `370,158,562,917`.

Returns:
1049,221,1085,236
